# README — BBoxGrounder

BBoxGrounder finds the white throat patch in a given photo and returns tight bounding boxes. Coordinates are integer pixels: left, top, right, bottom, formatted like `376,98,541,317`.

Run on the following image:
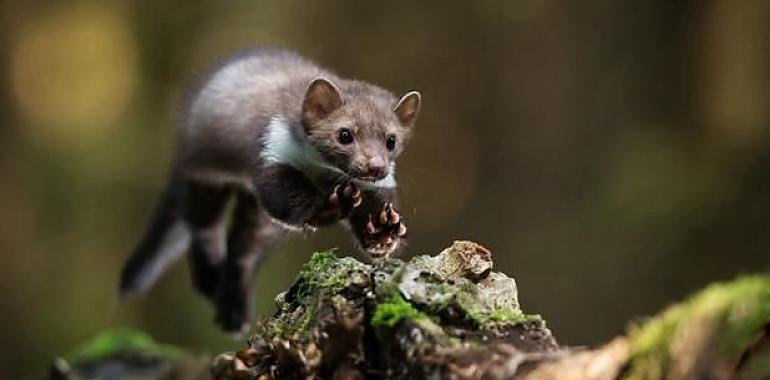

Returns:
260,116,396,189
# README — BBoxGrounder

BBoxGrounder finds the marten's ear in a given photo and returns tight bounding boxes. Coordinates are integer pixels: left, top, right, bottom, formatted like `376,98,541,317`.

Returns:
303,77,342,126
394,91,421,126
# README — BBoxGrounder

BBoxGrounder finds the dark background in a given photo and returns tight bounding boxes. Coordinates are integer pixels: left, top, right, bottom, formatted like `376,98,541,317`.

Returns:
1,1,769,378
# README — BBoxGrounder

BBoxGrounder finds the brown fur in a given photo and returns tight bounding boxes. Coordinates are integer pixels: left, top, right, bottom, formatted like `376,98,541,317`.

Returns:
303,78,418,180
120,48,421,332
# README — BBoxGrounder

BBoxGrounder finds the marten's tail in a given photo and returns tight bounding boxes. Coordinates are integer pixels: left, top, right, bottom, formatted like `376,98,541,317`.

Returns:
118,177,190,300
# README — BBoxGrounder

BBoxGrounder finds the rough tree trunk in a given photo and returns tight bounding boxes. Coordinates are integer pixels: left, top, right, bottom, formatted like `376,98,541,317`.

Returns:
45,241,770,380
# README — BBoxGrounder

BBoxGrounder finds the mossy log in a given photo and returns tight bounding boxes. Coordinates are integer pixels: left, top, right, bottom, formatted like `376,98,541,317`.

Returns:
46,241,770,380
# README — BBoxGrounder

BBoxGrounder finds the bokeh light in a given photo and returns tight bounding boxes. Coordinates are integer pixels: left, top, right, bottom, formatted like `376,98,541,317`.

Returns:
10,4,137,143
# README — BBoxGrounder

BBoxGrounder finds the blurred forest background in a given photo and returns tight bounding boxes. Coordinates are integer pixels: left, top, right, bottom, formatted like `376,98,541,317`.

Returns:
1,1,769,378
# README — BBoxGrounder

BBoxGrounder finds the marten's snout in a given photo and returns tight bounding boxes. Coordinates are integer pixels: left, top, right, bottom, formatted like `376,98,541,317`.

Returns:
363,156,387,179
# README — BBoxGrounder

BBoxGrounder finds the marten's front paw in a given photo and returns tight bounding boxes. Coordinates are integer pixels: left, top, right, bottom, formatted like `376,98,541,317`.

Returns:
328,182,362,217
362,203,407,257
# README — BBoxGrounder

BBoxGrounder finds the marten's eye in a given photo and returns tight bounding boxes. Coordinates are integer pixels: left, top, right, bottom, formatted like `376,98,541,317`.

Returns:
338,129,354,145
386,135,397,151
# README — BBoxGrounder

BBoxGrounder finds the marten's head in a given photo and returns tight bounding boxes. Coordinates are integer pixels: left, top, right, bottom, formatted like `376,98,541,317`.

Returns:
301,77,420,184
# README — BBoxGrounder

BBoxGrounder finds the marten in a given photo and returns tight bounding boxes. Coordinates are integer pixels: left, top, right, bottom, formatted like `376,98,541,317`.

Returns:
118,48,421,333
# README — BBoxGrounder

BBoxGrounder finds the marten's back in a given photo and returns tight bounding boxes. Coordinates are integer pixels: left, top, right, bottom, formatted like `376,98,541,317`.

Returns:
179,48,338,184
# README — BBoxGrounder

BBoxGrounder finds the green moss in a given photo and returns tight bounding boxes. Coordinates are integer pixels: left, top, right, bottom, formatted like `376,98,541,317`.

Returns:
464,305,542,328
711,276,770,354
298,250,339,289
67,328,181,364
300,301,318,334
297,250,368,294
626,275,770,380
371,294,428,328
625,302,684,380
270,250,373,338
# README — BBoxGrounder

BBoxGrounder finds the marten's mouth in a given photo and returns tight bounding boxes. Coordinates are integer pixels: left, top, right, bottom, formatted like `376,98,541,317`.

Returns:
353,176,382,183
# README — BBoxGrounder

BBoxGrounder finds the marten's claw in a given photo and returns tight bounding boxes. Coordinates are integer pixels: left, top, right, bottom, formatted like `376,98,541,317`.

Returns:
312,182,362,225
329,182,362,212
363,203,406,257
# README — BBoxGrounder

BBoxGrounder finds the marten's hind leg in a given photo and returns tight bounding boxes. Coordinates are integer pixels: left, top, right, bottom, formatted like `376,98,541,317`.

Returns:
182,180,232,302
216,190,284,333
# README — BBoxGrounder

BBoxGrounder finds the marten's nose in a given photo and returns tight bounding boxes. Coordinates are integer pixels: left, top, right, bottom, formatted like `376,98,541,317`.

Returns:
365,157,387,178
